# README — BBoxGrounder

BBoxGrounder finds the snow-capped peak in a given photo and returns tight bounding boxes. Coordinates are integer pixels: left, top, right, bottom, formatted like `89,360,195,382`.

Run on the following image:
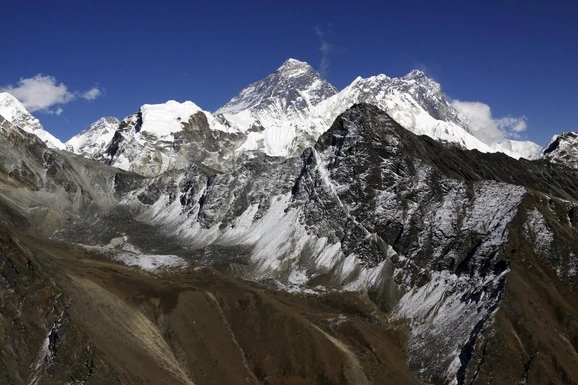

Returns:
0,92,65,150
83,99,244,176
311,74,495,152
140,100,202,137
541,131,578,169
66,116,120,156
277,57,309,68
275,58,311,75
0,92,43,132
93,116,120,126
217,58,337,118
389,71,456,124
403,69,427,79
215,58,338,156
138,100,239,137
310,71,542,160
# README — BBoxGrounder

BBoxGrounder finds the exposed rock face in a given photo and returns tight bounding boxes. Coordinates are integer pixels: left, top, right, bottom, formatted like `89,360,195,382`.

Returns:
311,74,543,160
1,102,578,384
542,131,578,169
88,103,247,177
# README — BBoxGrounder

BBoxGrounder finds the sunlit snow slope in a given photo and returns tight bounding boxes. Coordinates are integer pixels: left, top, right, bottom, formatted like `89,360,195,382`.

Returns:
0,92,65,150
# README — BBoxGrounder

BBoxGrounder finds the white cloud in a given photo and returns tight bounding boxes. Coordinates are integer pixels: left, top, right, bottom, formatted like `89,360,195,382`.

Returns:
0,74,74,112
0,74,102,114
82,87,101,100
450,99,528,144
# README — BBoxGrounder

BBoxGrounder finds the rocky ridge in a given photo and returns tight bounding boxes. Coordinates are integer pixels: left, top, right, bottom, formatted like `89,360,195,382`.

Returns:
0,101,577,383
542,131,578,169
0,92,65,150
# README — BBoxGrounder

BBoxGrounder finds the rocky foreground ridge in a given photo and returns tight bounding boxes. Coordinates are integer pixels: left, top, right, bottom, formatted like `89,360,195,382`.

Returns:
0,95,577,384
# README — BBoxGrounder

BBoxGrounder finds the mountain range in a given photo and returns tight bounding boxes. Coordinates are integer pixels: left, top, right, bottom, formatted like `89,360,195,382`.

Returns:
41,58,545,176
0,59,577,385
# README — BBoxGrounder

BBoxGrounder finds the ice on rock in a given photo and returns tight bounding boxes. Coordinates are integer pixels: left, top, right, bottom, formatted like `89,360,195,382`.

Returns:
311,75,541,160
66,117,120,156
0,92,65,150
542,132,578,169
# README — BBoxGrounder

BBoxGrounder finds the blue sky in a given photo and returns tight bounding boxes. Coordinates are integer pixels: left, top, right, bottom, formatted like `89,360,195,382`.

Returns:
1,0,577,145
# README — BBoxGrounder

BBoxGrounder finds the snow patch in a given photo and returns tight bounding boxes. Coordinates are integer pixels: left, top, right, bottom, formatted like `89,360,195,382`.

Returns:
524,208,554,257
113,253,188,272
140,100,202,137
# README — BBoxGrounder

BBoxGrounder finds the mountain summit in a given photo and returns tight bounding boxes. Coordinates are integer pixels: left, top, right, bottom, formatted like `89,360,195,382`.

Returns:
215,58,338,156
542,132,578,169
66,116,120,156
217,58,337,118
0,92,43,131
0,92,65,149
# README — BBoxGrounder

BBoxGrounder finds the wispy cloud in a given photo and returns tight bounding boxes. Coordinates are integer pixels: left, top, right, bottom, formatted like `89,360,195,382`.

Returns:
82,87,102,100
416,63,429,73
451,99,528,144
315,25,333,76
0,74,103,114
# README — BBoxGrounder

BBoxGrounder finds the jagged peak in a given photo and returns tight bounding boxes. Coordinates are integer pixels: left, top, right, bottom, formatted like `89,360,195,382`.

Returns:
0,91,44,133
364,74,390,82
404,69,427,80
73,116,120,137
274,58,317,79
540,131,578,169
337,102,388,119
542,131,578,156
349,70,435,89
350,74,391,89
217,58,336,117
402,70,442,91
93,116,120,125
276,58,311,72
